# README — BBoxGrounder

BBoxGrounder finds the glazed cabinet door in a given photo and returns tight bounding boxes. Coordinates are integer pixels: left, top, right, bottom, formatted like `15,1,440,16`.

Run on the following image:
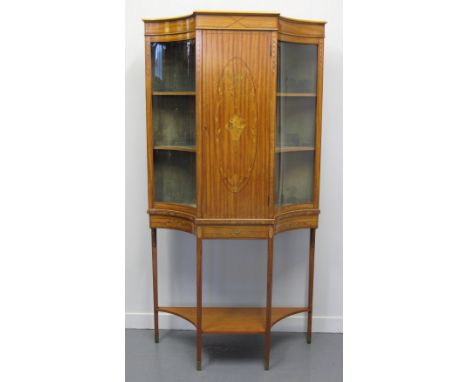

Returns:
148,39,196,207
200,31,275,219
275,41,319,207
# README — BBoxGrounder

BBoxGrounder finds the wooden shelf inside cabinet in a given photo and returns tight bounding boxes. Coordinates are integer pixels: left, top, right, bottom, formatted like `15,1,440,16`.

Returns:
152,91,196,96
275,146,315,153
154,145,196,152
158,307,308,334
276,92,316,97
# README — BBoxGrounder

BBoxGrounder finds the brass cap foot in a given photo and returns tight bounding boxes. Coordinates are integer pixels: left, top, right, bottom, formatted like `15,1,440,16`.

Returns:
154,334,159,343
264,359,269,370
196,360,201,371
307,334,311,344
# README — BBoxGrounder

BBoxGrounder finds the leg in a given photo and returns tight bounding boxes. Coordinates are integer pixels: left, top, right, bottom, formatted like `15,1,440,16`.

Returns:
264,236,274,370
151,229,159,343
307,229,316,343
196,238,203,370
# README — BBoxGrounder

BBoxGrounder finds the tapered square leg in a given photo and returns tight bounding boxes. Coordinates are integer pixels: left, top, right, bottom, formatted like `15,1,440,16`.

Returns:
264,235,274,370
264,334,271,370
196,238,203,370
307,229,316,343
151,229,159,343
196,336,202,371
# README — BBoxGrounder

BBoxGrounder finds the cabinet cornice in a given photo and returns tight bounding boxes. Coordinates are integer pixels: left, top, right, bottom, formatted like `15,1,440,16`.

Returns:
143,12,326,38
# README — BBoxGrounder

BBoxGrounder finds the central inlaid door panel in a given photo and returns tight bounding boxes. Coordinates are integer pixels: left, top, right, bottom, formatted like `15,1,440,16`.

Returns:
201,30,275,219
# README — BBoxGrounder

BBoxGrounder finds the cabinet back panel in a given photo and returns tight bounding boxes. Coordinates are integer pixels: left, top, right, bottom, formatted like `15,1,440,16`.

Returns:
201,30,274,219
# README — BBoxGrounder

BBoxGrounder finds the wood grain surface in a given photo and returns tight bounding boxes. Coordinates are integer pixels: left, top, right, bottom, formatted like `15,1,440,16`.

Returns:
201,30,274,219
158,307,309,333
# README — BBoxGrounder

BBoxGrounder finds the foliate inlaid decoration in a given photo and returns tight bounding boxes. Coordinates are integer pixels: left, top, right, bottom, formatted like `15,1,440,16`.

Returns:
215,58,258,193
227,114,246,141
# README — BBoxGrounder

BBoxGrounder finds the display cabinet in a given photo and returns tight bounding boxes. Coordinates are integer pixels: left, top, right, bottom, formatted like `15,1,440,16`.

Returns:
143,11,325,370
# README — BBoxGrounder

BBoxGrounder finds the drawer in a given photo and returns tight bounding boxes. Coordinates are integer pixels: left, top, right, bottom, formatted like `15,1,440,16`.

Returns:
199,225,272,239
150,215,194,233
274,214,318,234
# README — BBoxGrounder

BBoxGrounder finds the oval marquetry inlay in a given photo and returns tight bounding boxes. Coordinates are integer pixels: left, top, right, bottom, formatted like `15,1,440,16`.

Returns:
215,57,258,193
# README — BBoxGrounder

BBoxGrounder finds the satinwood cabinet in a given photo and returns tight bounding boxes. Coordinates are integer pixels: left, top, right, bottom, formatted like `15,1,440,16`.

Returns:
143,11,326,370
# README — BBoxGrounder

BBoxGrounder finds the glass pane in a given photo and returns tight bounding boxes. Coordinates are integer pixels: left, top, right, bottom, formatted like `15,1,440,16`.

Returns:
277,42,317,93
154,151,196,206
275,152,314,205
151,39,196,206
276,42,318,207
152,95,195,147
276,97,316,148
151,40,195,92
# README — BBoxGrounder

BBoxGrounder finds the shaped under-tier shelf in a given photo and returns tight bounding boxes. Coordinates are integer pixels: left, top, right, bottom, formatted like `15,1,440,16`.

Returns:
158,307,308,334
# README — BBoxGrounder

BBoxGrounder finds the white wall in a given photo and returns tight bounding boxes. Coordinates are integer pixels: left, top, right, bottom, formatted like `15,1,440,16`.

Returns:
126,0,342,332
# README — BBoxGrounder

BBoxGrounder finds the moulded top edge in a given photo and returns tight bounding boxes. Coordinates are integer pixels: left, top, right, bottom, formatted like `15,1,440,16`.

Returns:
142,11,279,21
142,13,194,22
142,11,326,25
193,10,280,16
279,16,327,24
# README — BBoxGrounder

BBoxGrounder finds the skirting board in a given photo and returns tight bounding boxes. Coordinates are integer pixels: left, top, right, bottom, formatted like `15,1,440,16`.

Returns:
126,312,343,333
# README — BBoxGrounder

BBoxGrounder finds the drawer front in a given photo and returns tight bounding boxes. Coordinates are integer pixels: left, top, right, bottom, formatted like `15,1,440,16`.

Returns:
274,214,318,234
199,225,272,239
150,215,194,233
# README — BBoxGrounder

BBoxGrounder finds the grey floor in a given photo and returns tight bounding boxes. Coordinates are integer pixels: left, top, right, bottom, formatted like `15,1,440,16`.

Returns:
126,329,342,382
